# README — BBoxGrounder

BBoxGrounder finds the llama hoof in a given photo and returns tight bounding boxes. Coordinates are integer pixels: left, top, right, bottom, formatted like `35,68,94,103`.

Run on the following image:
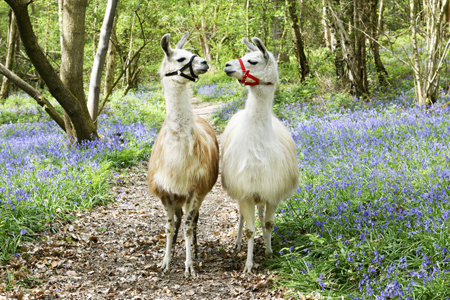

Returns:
243,264,253,274
185,266,196,278
158,260,171,273
234,243,242,252
265,250,273,258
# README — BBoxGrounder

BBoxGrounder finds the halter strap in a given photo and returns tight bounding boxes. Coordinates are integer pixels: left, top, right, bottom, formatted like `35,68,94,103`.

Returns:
165,55,198,82
237,58,272,86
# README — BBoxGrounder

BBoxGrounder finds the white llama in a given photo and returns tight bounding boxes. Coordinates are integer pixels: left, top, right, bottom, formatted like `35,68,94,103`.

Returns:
221,37,299,273
147,32,219,277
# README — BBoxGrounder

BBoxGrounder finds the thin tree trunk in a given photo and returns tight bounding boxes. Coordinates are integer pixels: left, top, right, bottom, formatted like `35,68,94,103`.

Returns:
369,0,388,86
199,18,213,62
246,0,250,39
354,0,369,94
325,1,346,88
272,0,284,61
215,0,234,63
1,9,19,100
287,0,310,81
87,0,118,124
104,12,118,96
322,0,332,50
5,0,97,143
326,0,367,97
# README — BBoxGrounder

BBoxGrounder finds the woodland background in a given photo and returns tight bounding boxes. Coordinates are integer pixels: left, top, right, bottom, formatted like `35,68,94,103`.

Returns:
1,0,450,299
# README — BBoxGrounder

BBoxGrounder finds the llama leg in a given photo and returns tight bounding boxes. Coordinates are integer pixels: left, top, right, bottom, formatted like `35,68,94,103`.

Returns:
159,195,175,272
184,193,204,277
264,201,278,258
257,203,266,243
234,211,244,251
171,206,183,257
239,199,256,273
193,211,199,259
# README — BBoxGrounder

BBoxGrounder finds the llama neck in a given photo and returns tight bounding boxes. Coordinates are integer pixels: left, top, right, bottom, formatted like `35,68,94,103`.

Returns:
162,77,195,134
244,85,275,128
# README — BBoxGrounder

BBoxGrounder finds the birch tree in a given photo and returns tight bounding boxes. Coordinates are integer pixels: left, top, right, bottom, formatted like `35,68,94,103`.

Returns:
87,0,119,124
410,0,450,105
287,0,310,81
0,9,19,100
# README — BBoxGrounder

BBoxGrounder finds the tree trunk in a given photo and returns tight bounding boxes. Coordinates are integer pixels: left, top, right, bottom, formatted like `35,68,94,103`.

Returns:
410,0,449,105
272,0,284,61
1,9,19,100
325,1,346,88
322,0,332,51
287,0,310,81
104,11,118,96
369,0,388,86
215,0,234,63
60,0,90,140
87,0,119,124
124,14,135,88
199,19,213,62
5,0,97,143
246,0,250,39
326,0,368,97
354,0,369,94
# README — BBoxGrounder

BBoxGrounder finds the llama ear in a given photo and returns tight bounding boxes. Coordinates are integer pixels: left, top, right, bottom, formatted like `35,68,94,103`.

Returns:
161,33,173,57
176,32,189,49
242,37,259,52
251,37,269,60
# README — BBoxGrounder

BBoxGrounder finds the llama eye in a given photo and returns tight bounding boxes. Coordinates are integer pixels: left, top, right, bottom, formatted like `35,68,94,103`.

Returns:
177,58,186,62
248,60,258,65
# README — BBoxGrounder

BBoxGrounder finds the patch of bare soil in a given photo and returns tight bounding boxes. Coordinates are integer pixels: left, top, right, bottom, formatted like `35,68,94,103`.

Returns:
0,98,287,300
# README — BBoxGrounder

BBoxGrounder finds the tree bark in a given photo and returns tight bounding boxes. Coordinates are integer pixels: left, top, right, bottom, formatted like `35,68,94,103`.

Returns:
369,0,388,86
287,0,310,81
410,0,449,105
326,0,368,97
322,0,332,51
1,9,19,100
272,0,284,61
104,11,118,96
87,0,119,124
354,0,369,94
324,1,345,87
124,14,135,88
0,63,66,132
5,0,97,143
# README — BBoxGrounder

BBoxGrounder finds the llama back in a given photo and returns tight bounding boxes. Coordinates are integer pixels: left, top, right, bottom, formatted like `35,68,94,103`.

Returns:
148,116,219,198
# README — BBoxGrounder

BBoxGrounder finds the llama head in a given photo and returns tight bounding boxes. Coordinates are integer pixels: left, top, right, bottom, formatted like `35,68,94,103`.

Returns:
224,37,278,85
159,32,209,82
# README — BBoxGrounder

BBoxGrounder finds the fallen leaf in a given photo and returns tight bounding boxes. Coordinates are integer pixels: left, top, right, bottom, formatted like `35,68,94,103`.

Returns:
89,236,99,243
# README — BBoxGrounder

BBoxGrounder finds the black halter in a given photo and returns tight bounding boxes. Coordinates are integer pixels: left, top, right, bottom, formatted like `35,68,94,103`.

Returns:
165,55,198,82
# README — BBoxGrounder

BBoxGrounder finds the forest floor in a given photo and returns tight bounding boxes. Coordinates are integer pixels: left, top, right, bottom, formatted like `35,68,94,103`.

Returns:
0,94,295,300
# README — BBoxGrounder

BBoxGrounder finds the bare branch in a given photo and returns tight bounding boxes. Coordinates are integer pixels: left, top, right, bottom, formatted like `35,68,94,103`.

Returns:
0,62,66,132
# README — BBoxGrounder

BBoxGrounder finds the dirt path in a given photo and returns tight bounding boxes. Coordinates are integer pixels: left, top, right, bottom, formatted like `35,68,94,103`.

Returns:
0,95,286,300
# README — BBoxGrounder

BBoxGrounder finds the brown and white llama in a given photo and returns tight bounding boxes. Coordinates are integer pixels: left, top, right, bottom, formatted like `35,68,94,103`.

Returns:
221,37,299,273
147,32,219,277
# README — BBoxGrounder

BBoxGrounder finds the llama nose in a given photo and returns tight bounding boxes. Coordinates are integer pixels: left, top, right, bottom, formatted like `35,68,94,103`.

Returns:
225,63,232,67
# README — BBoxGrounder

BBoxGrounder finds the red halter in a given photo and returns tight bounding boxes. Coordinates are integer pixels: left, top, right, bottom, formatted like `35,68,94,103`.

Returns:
237,58,272,86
